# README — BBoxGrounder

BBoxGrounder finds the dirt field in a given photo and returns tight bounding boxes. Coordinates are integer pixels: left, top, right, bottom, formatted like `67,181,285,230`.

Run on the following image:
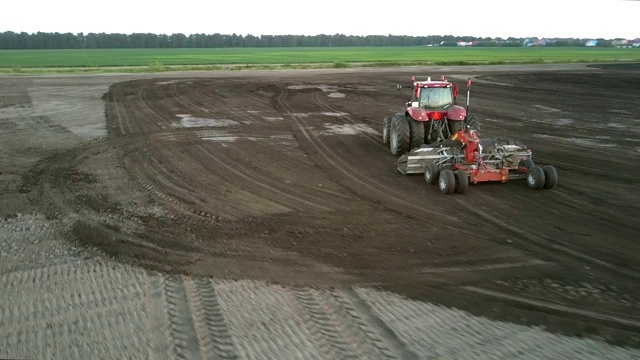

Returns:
2,64,640,354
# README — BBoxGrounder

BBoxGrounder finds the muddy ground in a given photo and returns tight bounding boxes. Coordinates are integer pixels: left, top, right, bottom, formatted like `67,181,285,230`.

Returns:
7,64,640,348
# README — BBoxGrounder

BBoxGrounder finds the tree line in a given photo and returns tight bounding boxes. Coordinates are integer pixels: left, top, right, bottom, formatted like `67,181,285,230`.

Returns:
0,31,609,49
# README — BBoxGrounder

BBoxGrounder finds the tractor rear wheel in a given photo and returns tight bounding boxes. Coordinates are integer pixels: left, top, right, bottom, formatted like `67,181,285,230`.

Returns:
408,118,425,150
382,116,391,144
454,170,469,194
390,116,410,156
449,120,464,134
526,166,546,190
542,165,558,189
424,162,439,185
465,113,480,131
438,169,456,194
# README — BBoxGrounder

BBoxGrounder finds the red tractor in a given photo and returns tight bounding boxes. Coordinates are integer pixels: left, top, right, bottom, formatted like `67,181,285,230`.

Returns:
385,76,558,194
382,76,479,156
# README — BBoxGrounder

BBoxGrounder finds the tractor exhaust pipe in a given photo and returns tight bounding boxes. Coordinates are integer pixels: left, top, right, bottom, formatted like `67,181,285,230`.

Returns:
466,78,472,114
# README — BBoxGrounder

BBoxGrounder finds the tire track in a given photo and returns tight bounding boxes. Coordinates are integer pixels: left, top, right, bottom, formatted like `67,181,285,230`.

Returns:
22,137,206,257
0,261,145,334
191,81,272,117
330,288,416,360
275,86,460,223
139,82,176,130
483,128,638,180
311,91,387,150
463,286,640,329
451,193,640,280
194,143,336,212
110,82,170,134
144,275,172,360
292,288,363,360
183,278,223,360
173,81,265,120
163,276,203,360
194,278,239,360
113,130,229,222
110,87,129,137
123,80,337,217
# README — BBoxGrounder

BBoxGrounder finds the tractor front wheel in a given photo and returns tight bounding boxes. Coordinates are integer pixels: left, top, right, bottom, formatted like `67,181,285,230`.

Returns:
439,169,456,194
526,166,546,190
390,116,410,156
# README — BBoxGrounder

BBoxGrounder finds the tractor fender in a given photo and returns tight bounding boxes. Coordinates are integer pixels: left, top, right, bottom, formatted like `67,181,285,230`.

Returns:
405,107,429,122
446,105,466,121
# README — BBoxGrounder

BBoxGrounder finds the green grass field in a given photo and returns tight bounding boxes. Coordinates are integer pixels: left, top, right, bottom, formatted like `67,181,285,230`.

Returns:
1,47,639,74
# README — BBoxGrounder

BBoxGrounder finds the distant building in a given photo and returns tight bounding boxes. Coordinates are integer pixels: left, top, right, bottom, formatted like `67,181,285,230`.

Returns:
456,41,477,46
585,40,598,47
612,39,629,46
523,38,546,46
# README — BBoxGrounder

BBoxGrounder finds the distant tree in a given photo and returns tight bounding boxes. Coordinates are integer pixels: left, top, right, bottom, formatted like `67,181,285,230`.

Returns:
84,33,98,48
170,33,187,48
129,33,147,48
475,41,497,47
243,34,259,47
188,33,206,48
0,31,623,49
0,31,18,49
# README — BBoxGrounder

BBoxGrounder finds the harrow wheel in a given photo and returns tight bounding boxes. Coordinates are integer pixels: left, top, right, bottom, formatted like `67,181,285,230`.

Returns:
542,165,558,189
382,116,391,144
526,166,546,190
519,158,535,171
390,116,410,156
424,162,439,185
438,169,456,194
454,170,469,194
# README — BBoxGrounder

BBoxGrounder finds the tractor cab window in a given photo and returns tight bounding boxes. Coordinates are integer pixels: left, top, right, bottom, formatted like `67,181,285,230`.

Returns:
419,87,453,110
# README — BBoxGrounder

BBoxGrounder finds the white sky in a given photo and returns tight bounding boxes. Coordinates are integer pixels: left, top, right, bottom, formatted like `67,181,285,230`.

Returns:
2,0,638,39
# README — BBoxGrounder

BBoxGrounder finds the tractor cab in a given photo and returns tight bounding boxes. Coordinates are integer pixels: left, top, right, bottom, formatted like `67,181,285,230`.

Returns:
407,79,455,111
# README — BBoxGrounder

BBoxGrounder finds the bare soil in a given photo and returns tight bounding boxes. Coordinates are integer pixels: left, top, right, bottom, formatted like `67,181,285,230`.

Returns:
14,64,640,347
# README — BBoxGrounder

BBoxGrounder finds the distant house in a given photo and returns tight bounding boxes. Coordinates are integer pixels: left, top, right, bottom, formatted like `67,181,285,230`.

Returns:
585,40,598,47
455,40,479,47
612,39,629,47
523,38,546,46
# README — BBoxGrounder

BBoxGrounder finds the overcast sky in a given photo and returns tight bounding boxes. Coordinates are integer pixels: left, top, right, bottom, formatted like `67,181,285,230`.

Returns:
2,0,637,39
